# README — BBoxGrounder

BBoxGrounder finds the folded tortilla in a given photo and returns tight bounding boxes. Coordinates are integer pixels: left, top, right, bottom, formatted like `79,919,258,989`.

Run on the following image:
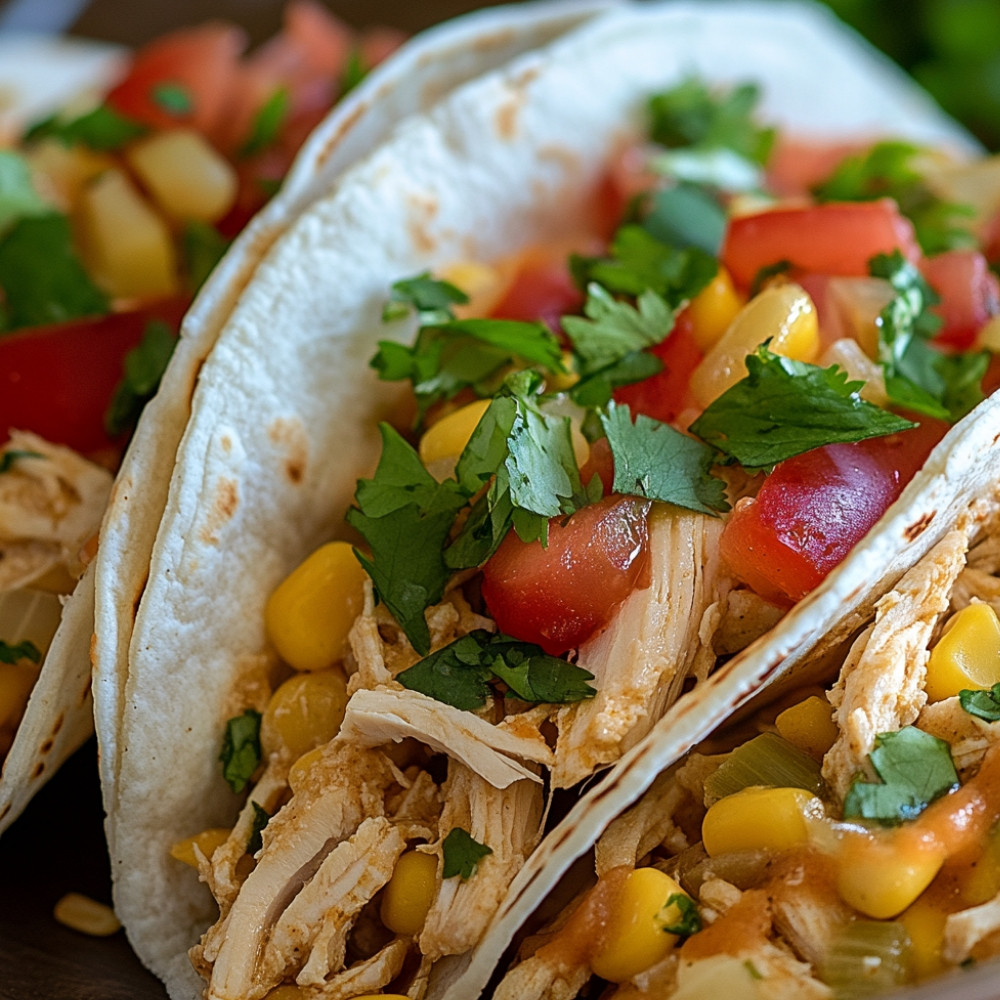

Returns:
0,0,612,839
92,2,988,997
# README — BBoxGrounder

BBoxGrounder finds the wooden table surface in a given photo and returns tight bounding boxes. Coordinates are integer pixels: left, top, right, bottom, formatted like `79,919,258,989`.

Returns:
0,4,488,997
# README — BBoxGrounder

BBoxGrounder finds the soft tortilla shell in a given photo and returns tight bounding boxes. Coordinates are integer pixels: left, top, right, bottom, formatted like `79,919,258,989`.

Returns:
102,3,980,998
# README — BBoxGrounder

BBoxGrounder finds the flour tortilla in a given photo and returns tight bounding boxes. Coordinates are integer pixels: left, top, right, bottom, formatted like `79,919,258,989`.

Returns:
97,2,983,997
0,0,614,840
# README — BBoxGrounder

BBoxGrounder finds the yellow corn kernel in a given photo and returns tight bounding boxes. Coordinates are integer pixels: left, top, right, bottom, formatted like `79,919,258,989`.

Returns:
53,893,121,937
977,314,1000,352
702,785,822,857
0,660,39,729
125,128,238,223
899,898,947,981
546,350,579,393
689,282,819,408
688,267,743,351
380,849,438,936
960,825,1000,905
590,868,691,983
169,827,231,869
775,696,839,758
836,827,945,920
265,541,367,671
925,602,1000,703
419,398,492,476
75,167,178,300
260,669,348,760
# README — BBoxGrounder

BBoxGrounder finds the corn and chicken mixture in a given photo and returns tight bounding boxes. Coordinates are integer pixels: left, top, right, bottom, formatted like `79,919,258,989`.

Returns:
172,81,1000,998
491,500,1000,999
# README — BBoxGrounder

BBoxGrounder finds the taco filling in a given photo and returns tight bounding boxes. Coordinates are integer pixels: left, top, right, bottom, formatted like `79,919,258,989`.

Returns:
175,76,1000,998
493,487,1000,998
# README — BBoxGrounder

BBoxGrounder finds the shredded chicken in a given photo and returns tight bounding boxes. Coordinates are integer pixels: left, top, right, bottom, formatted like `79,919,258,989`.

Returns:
918,696,1000,777
303,939,409,999
0,431,112,591
420,760,544,961
553,505,728,788
339,686,552,788
491,952,593,1000
824,529,970,798
713,588,786,658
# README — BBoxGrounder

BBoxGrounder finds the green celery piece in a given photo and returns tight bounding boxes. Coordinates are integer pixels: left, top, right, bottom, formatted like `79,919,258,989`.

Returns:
704,732,825,803
820,920,911,998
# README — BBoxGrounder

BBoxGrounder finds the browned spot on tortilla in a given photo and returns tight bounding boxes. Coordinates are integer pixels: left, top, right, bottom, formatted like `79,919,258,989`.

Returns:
32,761,44,779
495,95,522,141
904,510,936,542
268,418,308,485
41,738,54,755
538,144,583,175
406,193,440,255
314,99,368,172
0,803,9,821
199,478,240,546
221,435,233,455
52,713,64,736
79,674,93,707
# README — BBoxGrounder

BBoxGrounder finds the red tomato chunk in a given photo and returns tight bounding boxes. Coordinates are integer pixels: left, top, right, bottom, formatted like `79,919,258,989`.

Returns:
481,495,651,656
720,421,947,605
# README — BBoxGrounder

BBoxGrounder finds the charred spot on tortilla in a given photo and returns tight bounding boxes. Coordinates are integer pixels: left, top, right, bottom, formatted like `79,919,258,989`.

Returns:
904,510,936,542
316,100,368,171
495,89,528,141
41,737,54,754
51,712,64,736
406,192,441,255
267,417,308,485
198,477,239,546
31,761,44,779
79,674,93,707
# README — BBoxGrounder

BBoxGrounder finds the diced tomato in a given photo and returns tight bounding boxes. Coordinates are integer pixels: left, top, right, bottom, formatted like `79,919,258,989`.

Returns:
105,23,246,144
579,436,614,495
489,250,583,333
0,298,187,456
721,200,922,291
719,419,948,605
480,495,651,655
922,250,1000,351
764,137,869,198
612,308,703,426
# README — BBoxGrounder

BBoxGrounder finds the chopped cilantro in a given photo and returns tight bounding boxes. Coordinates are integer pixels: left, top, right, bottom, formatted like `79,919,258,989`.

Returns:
396,629,595,710
689,346,915,470
382,272,468,325
105,320,178,438
441,827,492,880
661,893,702,938
0,151,50,238
0,639,41,665
340,46,368,96
24,104,148,151
842,726,958,825
247,801,270,856
647,78,776,167
641,183,728,255
372,315,565,422
182,220,231,293
220,709,262,795
0,214,109,331
152,83,193,116
240,88,289,159
346,425,467,655
0,449,43,474
813,140,975,254
602,402,728,513
960,683,1000,721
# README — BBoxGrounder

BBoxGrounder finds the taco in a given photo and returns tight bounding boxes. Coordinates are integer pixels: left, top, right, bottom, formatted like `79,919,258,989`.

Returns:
0,0,613,837
92,1,997,998
483,408,1000,998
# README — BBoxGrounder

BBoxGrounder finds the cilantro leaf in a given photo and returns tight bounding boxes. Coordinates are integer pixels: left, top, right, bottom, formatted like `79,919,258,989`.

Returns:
813,140,975,254
488,644,596,703
441,827,492,880
183,220,230,293
152,83,193,117
0,214,109,331
104,320,178,438
647,78,776,167
562,284,675,376
661,893,702,938
0,449,43,474
346,425,467,655
220,709,262,795
340,46,368,96
960,683,1000,722
24,104,148,151
382,272,468,325
602,402,728,514
372,318,565,421
247,801,271,856
689,347,915,470
0,639,41,665
396,632,496,710
641,183,728,255
240,88,289,159
569,349,663,409
842,726,958,826
0,151,50,238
